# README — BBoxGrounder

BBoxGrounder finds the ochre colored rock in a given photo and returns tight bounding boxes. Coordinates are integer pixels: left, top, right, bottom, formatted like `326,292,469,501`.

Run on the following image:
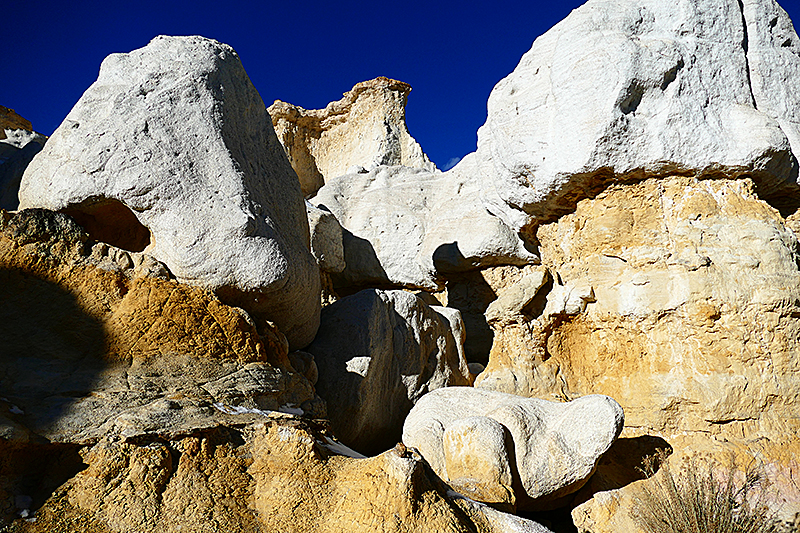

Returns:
478,177,800,442
4,420,548,533
0,107,32,140
0,208,318,451
269,77,436,197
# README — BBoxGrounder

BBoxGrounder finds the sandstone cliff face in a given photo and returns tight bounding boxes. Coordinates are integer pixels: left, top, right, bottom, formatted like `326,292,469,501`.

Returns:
269,77,437,197
478,176,800,441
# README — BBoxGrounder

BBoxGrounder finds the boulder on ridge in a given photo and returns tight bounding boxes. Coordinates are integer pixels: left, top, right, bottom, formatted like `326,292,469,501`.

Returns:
18,35,320,349
402,387,624,511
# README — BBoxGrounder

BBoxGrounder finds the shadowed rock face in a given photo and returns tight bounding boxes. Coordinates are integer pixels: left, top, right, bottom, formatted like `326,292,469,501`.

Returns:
18,35,320,349
0,209,320,448
305,289,471,455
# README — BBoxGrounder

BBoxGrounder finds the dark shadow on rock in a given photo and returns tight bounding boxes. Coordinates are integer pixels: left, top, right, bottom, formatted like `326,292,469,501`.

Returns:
0,140,43,211
306,289,427,457
328,228,391,297
440,271,497,365
0,439,87,522
0,267,107,435
518,435,673,532
62,198,151,252
0,262,106,523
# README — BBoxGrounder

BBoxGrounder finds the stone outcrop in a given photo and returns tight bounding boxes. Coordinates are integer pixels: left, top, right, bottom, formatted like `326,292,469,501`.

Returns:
269,77,436,197
312,160,537,291
0,208,321,449
0,129,46,210
305,289,471,454
0,107,32,140
18,35,320,349
402,387,624,511
460,0,800,230
572,435,800,533
3,419,553,533
477,177,800,442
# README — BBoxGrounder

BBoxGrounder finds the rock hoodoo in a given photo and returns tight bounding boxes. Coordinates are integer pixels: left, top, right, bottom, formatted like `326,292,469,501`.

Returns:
462,0,800,230
269,76,437,197
18,35,321,349
5,0,800,530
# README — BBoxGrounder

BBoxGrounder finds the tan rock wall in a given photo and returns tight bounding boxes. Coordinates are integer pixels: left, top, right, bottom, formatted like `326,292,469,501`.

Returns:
269,77,436,197
479,176,800,442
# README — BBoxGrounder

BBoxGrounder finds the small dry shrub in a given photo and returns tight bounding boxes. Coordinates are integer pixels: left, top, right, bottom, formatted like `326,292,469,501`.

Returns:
632,450,781,533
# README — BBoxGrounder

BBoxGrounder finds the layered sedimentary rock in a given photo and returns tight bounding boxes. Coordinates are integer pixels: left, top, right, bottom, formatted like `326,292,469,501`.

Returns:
461,0,800,230
313,160,537,291
0,209,320,447
478,177,800,440
402,387,624,511
269,77,436,197
18,35,320,349
306,289,471,454
4,419,552,533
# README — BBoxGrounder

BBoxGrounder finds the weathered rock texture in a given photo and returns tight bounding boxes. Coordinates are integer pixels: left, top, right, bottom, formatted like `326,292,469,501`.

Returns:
269,77,436,197
306,289,471,454
313,160,537,291
479,177,800,441
572,435,800,533
402,387,624,511
3,418,552,533
0,107,32,140
18,35,320,349
0,208,320,450
461,0,800,230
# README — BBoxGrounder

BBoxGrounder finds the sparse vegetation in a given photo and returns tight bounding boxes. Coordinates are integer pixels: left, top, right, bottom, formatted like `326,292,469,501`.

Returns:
632,450,781,533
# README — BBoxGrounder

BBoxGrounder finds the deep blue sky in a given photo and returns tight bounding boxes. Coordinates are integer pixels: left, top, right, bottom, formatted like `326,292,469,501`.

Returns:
4,0,800,170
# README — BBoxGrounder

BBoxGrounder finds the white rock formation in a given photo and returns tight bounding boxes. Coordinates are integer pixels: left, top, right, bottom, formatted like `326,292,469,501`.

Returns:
312,158,537,290
305,201,345,273
269,77,436,197
18,35,320,349
462,0,800,230
304,289,471,454
402,387,624,511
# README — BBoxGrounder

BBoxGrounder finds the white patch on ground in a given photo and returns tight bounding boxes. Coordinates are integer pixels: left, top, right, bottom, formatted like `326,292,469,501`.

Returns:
9,405,23,415
319,436,366,459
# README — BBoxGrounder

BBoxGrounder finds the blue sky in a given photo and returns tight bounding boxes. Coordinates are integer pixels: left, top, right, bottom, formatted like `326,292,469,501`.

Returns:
4,0,800,170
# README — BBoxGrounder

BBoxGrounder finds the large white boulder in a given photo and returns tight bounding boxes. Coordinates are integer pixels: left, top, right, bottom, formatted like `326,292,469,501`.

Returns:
402,387,624,511
312,158,537,291
304,289,471,454
18,35,320,348
465,0,800,229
